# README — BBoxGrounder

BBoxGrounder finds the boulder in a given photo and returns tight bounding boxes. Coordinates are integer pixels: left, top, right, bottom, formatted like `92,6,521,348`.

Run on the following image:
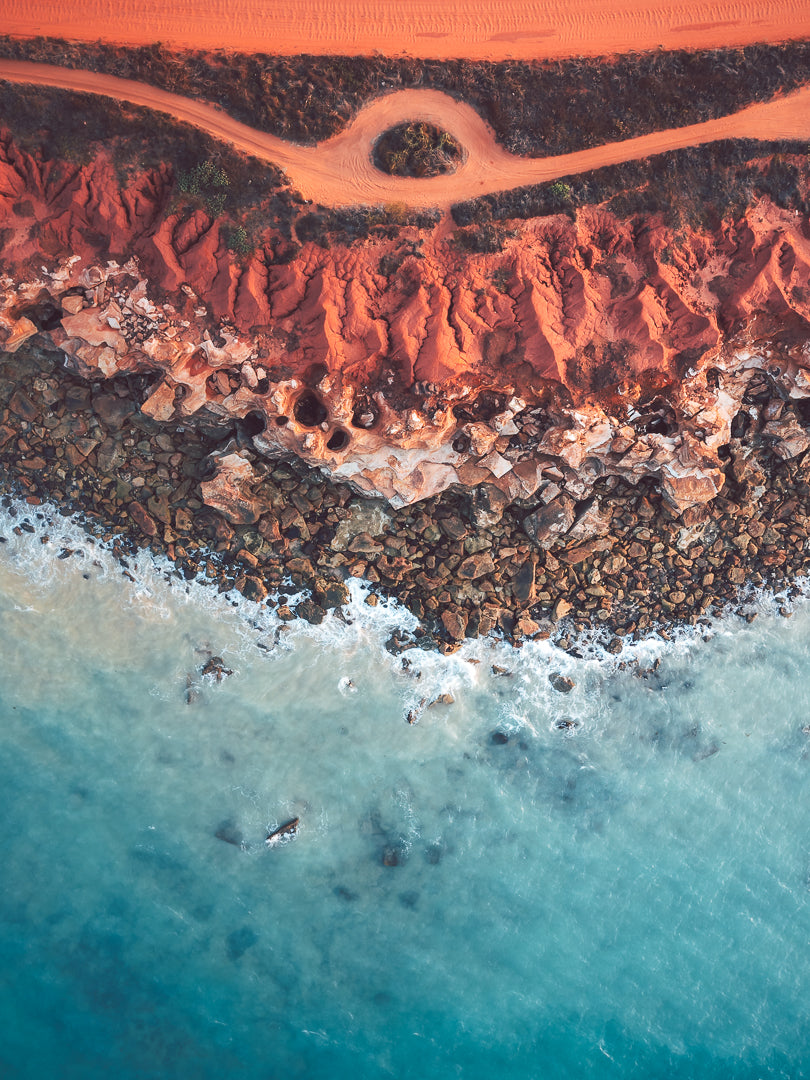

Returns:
296,599,326,624
523,496,576,547
549,672,575,693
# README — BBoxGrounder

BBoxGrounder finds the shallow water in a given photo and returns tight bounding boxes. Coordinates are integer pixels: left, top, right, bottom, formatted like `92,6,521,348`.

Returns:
1,502,810,1078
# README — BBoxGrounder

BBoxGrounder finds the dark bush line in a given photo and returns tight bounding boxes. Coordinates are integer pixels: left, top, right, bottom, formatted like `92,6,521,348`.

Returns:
373,122,461,177
1,36,809,157
451,140,810,228
0,81,299,232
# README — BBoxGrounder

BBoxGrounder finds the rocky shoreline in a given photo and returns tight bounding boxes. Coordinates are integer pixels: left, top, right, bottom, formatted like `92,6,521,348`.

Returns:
2,332,810,657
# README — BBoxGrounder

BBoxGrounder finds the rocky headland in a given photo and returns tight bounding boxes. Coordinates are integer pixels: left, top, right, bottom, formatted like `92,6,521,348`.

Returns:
2,54,810,652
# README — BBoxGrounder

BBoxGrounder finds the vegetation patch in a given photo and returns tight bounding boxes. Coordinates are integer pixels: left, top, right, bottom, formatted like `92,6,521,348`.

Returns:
373,122,461,178
451,140,810,229
3,36,810,158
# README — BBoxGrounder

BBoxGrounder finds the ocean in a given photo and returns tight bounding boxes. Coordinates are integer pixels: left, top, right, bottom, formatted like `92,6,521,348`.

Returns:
1,498,809,1079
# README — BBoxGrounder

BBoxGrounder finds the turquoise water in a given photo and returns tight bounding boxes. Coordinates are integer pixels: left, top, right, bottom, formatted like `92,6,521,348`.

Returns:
1,501,809,1079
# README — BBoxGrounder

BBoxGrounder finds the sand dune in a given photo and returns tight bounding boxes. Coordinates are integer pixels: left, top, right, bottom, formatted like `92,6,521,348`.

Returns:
3,0,810,60
1,60,809,209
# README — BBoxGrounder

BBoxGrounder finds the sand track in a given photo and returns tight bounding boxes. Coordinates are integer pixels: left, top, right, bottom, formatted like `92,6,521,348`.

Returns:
4,0,810,60
2,60,810,210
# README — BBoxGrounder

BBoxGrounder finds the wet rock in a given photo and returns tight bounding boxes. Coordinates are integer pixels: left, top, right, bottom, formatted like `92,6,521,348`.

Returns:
428,693,455,707
241,575,268,602
318,581,350,608
490,731,509,745
296,599,326,624
549,672,575,694
266,818,300,845
201,656,233,682
184,674,201,705
382,846,402,867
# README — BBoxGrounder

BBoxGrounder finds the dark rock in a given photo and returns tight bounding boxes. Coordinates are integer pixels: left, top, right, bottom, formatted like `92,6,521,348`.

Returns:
266,817,300,845
241,575,268,602
348,532,384,555
457,552,496,580
201,656,233,682
382,846,401,867
319,581,350,608
226,925,258,960
93,393,135,429
469,483,511,527
491,731,509,745
549,672,576,693
64,385,92,412
8,389,38,421
512,558,536,604
215,821,243,847
296,599,326,624
425,844,443,865
523,496,576,547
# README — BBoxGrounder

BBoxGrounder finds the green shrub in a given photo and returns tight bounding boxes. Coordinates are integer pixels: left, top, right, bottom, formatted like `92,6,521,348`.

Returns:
226,224,252,255
177,158,230,217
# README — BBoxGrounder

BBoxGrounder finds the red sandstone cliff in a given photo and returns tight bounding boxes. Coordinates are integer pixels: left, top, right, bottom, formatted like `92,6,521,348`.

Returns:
2,135,810,516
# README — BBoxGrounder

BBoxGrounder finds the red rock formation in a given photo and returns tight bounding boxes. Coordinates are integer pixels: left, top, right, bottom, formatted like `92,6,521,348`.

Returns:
2,135,810,516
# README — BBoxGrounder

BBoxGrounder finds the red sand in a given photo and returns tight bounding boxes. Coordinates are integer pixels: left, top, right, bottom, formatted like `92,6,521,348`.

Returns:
3,0,810,60
2,60,810,210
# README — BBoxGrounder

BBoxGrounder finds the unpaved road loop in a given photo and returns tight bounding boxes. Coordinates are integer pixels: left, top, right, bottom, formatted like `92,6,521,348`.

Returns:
2,60,810,210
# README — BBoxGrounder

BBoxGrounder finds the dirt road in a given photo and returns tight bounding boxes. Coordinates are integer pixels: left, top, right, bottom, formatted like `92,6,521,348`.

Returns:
2,60,809,209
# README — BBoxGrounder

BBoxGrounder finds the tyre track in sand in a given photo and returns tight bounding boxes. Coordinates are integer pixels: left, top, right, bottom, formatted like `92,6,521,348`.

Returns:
2,60,810,211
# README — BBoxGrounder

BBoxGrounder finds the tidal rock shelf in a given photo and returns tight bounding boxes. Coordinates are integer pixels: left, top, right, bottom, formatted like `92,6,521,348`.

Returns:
2,329,810,655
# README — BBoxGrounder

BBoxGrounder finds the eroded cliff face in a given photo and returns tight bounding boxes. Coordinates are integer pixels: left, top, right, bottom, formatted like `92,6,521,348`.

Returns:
2,135,810,533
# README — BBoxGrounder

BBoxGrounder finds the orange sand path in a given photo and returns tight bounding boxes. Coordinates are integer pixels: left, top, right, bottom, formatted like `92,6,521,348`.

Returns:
3,0,810,60
2,60,810,209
